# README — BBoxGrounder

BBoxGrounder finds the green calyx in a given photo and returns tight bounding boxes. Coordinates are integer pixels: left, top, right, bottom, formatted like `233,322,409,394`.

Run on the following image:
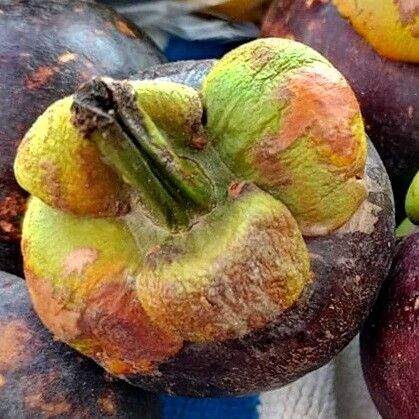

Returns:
14,39,368,363
406,171,419,225
72,78,219,230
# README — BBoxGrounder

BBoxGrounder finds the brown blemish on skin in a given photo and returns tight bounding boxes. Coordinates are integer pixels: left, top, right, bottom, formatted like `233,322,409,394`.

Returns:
395,0,419,24
26,66,55,89
0,320,34,371
58,52,78,64
115,19,136,38
80,282,182,374
25,268,82,342
36,144,128,216
40,160,62,207
228,182,247,199
252,68,362,183
191,134,208,150
140,215,311,342
0,374,5,387
276,69,360,157
63,248,99,277
23,371,72,417
97,389,117,416
252,138,293,187
0,220,18,236
24,396,71,418
0,192,26,240
77,145,130,217
249,42,278,70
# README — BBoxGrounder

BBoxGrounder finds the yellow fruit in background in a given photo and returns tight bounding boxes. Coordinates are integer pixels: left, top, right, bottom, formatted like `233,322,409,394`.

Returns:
206,0,268,21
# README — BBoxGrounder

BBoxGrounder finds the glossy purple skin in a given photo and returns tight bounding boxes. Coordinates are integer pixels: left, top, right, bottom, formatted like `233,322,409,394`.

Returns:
0,271,161,419
0,0,164,275
262,0,419,223
361,233,419,419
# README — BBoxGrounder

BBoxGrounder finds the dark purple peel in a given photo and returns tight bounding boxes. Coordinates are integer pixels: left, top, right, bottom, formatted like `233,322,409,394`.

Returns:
0,0,164,275
0,271,161,419
361,233,419,419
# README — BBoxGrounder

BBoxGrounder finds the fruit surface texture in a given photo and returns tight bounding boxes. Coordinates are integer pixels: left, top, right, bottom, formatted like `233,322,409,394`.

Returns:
15,39,395,396
263,0,419,221
361,233,419,419
0,271,160,419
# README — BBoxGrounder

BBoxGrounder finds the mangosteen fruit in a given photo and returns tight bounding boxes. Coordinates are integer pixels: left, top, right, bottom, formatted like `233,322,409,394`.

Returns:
0,271,160,418
360,232,419,419
262,0,419,221
0,0,164,276
14,39,395,397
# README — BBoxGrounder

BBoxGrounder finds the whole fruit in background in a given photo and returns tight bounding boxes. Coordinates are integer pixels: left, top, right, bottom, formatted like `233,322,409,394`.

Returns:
360,233,419,419
262,0,419,221
0,272,160,419
0,0,164,276
14,39,395,396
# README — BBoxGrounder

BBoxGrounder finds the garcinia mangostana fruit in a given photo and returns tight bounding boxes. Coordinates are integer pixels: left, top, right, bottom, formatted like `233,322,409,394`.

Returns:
360,232,419,419
262,0,419,221
0,271,160,418
14,39,395,397
0,0,164,276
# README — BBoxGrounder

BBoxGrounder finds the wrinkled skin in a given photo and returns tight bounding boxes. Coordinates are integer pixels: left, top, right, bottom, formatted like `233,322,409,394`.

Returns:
15,39,395,396
262,0,419,222
361,233,419,419
0,0,164,275
0,271,160,419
